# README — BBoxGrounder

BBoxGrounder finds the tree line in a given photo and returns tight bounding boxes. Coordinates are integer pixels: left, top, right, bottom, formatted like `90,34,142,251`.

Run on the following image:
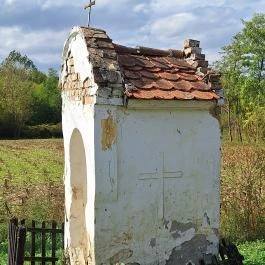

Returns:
0,13,264,141
215,13,265,142
0,51,61,138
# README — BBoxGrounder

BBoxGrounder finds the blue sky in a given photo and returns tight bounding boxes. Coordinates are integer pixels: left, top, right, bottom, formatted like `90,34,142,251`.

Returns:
0,0,265,73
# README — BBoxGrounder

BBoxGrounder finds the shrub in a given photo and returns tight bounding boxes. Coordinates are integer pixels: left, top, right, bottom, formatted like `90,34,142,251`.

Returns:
238,240,265,265
21,123,62,138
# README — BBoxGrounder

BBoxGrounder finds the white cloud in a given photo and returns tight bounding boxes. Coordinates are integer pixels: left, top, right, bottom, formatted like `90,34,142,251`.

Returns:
40,0,83,10
4,0,15,5
38,0,132,10
30,52,62,64
133,3,148,13
1,0,264,69
150,13,196,38
149,0,263,14
0,26,68,66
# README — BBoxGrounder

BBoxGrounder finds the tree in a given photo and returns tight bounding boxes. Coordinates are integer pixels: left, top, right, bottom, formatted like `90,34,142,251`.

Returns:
216,13,265,142
0,51,36,137
31,68,61,125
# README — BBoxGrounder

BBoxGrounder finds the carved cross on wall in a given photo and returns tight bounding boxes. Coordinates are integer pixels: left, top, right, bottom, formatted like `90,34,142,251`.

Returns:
139,153,184,220
84,0,96,27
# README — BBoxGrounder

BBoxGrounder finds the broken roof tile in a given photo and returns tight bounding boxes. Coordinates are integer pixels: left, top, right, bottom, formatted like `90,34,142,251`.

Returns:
135,57,155,68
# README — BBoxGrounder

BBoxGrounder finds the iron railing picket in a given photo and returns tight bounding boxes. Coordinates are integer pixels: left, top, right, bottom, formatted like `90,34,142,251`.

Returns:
8,219,64,265
51,221,57,265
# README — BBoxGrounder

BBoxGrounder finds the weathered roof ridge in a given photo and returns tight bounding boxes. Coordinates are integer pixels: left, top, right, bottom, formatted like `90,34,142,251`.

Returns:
62,26,223,102
113,44,184,59
79,26,106,34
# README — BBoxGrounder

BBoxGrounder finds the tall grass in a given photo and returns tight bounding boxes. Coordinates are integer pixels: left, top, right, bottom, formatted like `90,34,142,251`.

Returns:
221,143,265,241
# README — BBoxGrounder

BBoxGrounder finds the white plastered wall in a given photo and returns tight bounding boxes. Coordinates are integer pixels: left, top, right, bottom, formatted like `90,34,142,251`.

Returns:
93,100,221,265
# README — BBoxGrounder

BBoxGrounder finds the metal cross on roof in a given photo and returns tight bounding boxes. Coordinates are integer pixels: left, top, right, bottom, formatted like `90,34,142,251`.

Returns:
84,0,96,27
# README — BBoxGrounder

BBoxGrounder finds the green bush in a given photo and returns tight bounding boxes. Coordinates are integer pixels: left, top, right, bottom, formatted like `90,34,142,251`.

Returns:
238,240,265,265
0,112,17,138
21,123,62,139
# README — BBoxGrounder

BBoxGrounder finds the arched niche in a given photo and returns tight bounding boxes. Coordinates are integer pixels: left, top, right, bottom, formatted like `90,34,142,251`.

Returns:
69,128,88,249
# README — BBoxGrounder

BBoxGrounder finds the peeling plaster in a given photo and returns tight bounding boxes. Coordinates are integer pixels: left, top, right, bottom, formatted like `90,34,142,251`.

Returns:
150,238,156,248
170,221,195,233
175,228,196,245
203,212,211,226
101,112,117,151
67,246,89,265
166,235,210,265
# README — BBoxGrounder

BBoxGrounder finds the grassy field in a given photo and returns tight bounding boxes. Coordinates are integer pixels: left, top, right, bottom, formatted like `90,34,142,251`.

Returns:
0,139,64,242
0,139,264,265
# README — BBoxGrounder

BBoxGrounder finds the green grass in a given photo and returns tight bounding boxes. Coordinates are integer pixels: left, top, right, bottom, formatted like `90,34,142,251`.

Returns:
238,240,265,265
0,139,64,183
0,139,64,241
0,241,8,265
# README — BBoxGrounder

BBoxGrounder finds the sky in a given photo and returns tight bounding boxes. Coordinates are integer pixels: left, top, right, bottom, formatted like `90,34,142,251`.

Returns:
0,0,264,73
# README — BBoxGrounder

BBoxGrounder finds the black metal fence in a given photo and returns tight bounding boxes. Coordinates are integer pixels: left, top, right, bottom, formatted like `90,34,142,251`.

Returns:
8,219,64,265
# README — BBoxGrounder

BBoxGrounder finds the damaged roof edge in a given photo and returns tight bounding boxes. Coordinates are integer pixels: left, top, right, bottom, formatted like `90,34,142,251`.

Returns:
113,44,184,59
61,26,224,103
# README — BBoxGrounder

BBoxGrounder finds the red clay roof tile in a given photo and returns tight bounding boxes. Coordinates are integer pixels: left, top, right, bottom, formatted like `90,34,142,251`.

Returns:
146,67,162,73
124,70,141,80
118,55,136,67
79,27,221,101
154,79,175,90
135,57,155,68
140,70,159,79
178,72,198,82
114,45,219,101
191,91,219,100
127,66,144,71
150,57,172,70
191,81,210,91
173,80,193,91
159,72,179,81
